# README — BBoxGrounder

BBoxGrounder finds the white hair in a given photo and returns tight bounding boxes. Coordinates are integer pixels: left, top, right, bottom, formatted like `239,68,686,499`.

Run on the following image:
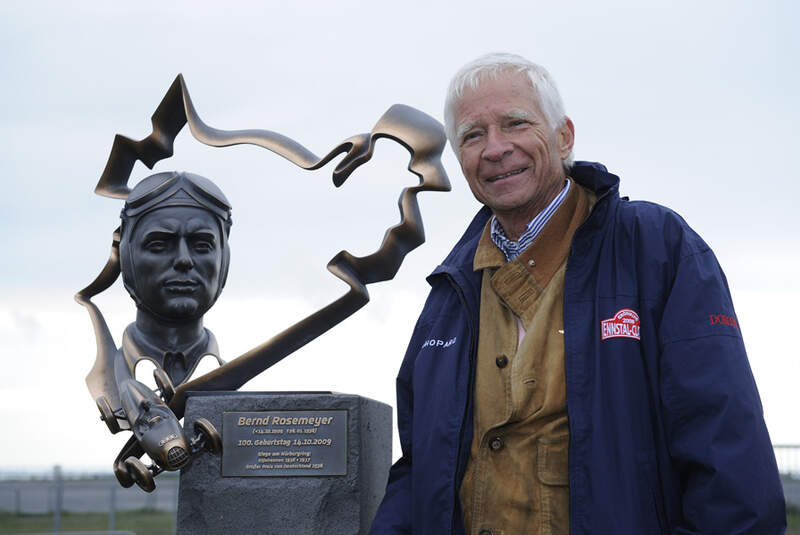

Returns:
443,53,573,170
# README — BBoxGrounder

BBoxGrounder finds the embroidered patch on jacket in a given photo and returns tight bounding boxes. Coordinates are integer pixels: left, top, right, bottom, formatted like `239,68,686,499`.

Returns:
421,336,457,350
709,314,739,330
601,309,641,341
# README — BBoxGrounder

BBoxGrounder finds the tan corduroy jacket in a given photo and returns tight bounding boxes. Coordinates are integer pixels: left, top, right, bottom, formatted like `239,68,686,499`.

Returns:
460,180,594,535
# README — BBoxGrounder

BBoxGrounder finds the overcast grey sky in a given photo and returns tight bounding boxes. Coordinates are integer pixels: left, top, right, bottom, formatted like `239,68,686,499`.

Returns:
1,0,797,470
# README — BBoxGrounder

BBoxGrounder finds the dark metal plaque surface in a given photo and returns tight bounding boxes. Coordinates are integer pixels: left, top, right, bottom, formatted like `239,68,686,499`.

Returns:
222,410,347,477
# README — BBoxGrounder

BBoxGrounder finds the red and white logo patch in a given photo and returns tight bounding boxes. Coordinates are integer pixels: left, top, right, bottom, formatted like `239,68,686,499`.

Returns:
601,308,641,341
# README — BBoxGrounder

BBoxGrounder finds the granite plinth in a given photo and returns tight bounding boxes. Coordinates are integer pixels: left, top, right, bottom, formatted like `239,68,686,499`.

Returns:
177,392,391,535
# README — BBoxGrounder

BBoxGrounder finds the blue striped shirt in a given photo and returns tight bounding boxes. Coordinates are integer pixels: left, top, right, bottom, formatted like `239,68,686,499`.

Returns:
490,180,571,261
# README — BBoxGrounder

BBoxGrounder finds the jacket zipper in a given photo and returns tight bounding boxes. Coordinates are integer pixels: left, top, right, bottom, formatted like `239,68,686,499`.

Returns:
445,272,477,534
563,181,617,534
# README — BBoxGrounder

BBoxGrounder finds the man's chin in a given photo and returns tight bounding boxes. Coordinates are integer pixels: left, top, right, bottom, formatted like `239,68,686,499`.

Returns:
163,298,201,319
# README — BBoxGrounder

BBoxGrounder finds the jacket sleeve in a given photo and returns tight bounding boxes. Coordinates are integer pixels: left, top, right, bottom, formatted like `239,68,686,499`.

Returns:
369,318,421,534
658,245,786,534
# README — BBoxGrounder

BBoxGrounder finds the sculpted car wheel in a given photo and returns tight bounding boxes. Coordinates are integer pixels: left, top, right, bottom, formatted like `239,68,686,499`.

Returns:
153,368,175,403
96,396,120,434
194,418,222,454
113,458,134,488
125,456,155,492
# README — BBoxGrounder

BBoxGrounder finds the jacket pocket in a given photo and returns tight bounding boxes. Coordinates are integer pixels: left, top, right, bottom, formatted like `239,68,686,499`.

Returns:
536,435,569,535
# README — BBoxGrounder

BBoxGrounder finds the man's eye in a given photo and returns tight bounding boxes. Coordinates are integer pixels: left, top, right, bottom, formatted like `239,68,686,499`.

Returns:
461,131,482,144
508,119,527,128
193,241,214,252
145,241,166,252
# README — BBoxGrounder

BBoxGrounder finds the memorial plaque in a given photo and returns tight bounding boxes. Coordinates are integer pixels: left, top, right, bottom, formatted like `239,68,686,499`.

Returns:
222,410,348,477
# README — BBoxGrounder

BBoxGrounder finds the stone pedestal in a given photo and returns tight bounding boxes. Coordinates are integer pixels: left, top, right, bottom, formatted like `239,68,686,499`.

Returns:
176,392,392,535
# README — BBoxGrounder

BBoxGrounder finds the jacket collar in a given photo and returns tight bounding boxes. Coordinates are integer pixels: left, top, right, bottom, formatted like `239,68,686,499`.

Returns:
434,161,620,277
569,161,619,198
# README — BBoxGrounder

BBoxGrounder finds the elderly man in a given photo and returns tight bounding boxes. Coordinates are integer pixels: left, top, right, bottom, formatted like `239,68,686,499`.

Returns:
370,54,785,534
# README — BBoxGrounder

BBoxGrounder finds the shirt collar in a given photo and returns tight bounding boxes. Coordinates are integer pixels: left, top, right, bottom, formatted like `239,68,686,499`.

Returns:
490,179,571,262
121,324,223,385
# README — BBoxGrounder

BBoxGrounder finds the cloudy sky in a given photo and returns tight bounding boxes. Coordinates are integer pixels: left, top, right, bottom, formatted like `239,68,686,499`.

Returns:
1,1,797,471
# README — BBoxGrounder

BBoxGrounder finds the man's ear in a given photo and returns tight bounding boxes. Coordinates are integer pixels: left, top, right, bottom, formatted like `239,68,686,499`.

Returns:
557,117,575,159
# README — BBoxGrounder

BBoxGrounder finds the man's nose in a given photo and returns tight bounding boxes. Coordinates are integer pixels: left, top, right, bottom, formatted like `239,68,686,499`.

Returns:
482,127,513,161
174,239,194,271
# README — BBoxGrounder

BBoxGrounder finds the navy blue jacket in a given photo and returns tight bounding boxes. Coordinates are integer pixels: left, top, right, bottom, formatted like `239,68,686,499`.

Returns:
370,162,785,534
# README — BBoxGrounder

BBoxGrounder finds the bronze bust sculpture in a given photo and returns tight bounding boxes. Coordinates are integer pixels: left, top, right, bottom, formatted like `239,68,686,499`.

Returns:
119,172,230,387
87,172,232,491
78,74,450,491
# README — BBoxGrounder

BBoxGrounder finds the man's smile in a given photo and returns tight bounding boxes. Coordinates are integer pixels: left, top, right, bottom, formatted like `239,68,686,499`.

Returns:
485,166,530,183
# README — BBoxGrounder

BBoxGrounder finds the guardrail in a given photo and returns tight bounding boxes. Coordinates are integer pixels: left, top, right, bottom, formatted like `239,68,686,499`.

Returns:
775,445,800,478
0,479,178,516
1,449,798,522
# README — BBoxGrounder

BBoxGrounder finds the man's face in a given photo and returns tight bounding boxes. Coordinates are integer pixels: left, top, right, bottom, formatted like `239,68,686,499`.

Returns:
130,206,223,320
453,72,574,223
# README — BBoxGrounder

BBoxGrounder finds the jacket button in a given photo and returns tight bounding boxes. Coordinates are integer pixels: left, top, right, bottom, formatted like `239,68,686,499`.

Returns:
528,259,536,267
489,436,504,451
495,355,508,368
479,530,494,535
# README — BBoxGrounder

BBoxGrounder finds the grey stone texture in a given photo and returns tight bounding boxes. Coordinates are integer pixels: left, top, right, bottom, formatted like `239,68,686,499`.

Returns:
177,392,392,535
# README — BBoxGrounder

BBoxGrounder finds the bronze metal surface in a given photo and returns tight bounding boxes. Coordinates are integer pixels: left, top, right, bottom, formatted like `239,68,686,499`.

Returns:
77,74,450,490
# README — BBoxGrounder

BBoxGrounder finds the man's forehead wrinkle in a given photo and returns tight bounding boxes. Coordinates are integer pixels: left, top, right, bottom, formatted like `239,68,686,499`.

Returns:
186,216,219,235
455,108,535,140
140,218,181,235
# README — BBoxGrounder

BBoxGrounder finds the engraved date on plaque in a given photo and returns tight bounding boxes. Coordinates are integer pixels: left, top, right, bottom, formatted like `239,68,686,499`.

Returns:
222,410,347,477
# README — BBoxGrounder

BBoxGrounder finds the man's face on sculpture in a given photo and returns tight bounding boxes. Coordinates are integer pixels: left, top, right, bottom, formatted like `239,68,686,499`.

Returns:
129,205,223,321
